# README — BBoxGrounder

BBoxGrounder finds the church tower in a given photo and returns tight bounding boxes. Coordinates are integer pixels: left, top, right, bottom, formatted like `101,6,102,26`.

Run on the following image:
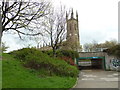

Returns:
66,9,81,51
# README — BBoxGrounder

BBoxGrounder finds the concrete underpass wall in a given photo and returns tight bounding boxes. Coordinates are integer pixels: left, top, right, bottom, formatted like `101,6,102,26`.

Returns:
79,52,106,57
105,55,120,71
79,52,119,71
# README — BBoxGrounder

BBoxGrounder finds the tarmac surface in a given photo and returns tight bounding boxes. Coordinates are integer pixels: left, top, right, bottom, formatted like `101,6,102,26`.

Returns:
74,70,119,89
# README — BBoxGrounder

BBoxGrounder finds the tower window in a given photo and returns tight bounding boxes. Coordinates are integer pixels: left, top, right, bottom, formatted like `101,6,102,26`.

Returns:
75,24,77,30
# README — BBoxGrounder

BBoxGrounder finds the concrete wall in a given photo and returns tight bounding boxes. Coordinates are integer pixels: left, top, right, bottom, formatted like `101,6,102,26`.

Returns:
79,52,106,57
105,55,120,71
79,52,120,71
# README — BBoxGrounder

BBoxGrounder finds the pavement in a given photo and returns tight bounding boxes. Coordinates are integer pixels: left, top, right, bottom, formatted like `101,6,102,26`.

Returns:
74,70,119,89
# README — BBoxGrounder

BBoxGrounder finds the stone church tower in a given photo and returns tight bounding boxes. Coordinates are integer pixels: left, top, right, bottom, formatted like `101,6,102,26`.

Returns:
65,9,81,51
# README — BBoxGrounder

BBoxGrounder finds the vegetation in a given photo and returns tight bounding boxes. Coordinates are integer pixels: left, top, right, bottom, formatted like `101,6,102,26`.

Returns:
0,60,1,89
0,42,9,53
103,44,120,58
2,53,77,88
2,48,79,88
42,6,66,57
1,0,78,88
0,1,51,46
10,48,78,77
83,39,117,52
44,50,79,59
43,50,79,66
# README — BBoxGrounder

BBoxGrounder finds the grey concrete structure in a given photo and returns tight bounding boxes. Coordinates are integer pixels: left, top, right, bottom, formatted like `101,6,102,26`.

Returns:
79,52,106,57
78,52,120,71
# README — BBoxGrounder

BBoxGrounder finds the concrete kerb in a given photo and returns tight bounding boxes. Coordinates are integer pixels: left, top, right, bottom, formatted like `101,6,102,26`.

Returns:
70,72,80,89
72,77,79,88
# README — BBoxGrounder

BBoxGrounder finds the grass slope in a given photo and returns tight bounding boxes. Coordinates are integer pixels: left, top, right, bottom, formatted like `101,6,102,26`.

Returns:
0,60,2,89
2,53,77,88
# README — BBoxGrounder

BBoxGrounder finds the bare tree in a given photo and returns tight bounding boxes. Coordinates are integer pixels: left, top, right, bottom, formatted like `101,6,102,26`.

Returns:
0,10,1,84
92,40,98,51
43,6,66,57
83,39,118,52
0,6,2,47
102,39,117,48
83,43,93,52
0,0,51,46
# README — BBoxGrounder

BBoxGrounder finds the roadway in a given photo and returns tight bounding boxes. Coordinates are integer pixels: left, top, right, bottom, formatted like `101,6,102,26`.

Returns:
74,70,119,89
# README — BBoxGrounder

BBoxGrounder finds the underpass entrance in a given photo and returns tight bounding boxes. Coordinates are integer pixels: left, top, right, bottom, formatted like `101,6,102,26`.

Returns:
76,57,106,70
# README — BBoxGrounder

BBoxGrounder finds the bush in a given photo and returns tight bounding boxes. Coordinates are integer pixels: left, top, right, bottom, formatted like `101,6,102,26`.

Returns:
56,50,79,59
103,44,120,58
42,50,53,57
59,56,76,66
43,50,79,66
10,48,79,77
43,50,79,60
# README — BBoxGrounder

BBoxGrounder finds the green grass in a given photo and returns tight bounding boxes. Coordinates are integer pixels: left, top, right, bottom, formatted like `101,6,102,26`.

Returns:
10,48,79,77
0,51,2,89
2,53,77,88
0,60,2,89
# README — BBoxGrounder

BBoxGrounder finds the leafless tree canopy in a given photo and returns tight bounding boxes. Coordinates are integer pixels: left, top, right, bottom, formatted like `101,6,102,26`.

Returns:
42,6,67,56
1,0,51,38
83,39,117,52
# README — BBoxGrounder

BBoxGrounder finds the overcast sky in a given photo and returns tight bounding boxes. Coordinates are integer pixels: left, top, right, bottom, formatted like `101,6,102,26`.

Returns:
2,0,120,52
54,0,119,42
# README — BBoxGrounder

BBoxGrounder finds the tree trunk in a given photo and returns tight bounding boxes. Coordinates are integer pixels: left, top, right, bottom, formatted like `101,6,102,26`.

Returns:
0,7,2,60
0,32,2,61
0,30,2,50
0,31,2,49
53,48,56,58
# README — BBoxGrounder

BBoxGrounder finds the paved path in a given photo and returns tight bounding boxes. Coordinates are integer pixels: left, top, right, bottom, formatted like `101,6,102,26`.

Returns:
74,70,119,88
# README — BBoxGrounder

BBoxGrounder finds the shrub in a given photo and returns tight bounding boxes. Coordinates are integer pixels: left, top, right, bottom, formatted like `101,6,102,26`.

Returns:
43,50,79,66
42,50,53,57
43,50,79,60
103,44,120,58
59,56,76,66
10,48,79,77
56,50,79,59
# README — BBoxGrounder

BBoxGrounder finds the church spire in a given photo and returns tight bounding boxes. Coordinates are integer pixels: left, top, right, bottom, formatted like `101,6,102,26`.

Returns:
71,8,73,19
76,11,78,20
66,11,68,21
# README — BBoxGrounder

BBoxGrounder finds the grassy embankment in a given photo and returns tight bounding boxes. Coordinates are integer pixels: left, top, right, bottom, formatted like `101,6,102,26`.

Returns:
0,56,2,89
2,48,79,88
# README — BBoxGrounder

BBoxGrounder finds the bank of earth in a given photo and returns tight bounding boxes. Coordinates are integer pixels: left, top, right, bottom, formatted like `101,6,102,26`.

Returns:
2,48,79,88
